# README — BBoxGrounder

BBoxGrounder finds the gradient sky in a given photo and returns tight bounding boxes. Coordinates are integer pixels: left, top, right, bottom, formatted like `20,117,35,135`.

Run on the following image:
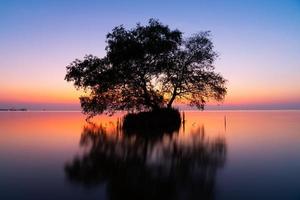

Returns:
0,0,299,110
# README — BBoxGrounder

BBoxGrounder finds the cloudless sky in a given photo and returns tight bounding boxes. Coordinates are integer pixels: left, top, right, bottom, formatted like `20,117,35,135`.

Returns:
0,0,299,110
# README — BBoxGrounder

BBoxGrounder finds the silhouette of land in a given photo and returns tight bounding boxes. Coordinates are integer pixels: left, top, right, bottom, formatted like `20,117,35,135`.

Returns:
0,108,27,111
122,108,181,136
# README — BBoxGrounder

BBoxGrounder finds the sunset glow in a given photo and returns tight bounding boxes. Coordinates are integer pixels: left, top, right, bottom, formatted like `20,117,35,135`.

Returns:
2,1,300,199
0,0,299,110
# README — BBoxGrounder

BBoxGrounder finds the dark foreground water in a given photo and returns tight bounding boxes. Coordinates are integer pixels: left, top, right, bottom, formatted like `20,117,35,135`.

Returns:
0,111,300,200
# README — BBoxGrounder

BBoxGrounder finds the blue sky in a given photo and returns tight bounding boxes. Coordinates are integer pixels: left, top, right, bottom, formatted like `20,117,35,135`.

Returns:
0,0,299,110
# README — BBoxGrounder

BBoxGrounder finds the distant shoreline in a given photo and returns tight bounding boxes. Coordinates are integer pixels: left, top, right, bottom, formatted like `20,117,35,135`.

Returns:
0,108,27,111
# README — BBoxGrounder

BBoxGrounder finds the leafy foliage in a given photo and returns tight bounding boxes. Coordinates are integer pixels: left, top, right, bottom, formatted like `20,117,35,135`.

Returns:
65,19,227,118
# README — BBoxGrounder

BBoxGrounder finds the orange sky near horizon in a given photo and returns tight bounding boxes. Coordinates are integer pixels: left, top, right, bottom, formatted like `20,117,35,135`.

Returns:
1,83,299,108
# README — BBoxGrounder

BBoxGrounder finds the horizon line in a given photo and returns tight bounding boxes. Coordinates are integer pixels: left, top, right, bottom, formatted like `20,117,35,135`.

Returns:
1,108,300,112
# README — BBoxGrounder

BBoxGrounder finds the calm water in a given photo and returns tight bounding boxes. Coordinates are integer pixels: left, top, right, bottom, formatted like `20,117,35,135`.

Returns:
0,111,300,200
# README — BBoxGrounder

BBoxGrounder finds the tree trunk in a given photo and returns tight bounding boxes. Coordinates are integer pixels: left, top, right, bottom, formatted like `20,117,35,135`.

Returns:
141,79,153,108
167,87,177,108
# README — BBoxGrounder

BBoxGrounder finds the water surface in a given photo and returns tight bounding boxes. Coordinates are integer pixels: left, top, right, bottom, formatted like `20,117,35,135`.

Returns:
0,111,300,199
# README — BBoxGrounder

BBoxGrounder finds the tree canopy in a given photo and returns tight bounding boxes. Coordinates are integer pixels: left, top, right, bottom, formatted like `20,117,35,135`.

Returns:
65,19,227,118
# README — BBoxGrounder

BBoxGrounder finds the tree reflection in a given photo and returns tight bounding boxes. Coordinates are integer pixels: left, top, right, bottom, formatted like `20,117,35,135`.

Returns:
65,120,226,200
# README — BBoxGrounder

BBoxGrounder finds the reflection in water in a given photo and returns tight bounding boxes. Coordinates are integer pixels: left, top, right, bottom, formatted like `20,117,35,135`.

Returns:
65,117,226,200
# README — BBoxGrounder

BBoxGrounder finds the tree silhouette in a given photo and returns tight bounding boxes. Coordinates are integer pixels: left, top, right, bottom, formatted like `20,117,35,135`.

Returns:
65,19,227,118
